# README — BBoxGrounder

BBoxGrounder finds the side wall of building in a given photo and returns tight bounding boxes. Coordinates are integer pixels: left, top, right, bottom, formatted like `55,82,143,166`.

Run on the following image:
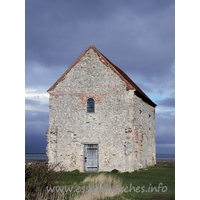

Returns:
133,94,156,170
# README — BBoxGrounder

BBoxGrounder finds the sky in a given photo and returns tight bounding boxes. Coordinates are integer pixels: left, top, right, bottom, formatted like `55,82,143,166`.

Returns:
25,0,175,154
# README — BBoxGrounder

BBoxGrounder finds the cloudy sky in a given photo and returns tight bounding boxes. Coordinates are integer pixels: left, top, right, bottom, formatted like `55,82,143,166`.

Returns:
25,0,175,154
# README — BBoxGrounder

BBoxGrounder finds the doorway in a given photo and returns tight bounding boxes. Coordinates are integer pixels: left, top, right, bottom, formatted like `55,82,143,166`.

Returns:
83,144,98,172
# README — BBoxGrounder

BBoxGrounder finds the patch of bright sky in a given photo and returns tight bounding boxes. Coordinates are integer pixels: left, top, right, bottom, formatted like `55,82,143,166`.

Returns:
25,88,49,103
147,94,175,115
25,88,49,112
148,94,165,102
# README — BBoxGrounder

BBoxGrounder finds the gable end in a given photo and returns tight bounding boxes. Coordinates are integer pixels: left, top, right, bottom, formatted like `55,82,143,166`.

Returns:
47,44,156,107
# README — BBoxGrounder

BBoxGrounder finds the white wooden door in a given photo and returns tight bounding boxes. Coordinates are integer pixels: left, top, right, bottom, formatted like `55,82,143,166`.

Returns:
84,144,98,172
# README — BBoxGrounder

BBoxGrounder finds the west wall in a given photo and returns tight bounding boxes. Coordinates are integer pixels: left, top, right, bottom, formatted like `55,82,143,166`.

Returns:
46,49,155,172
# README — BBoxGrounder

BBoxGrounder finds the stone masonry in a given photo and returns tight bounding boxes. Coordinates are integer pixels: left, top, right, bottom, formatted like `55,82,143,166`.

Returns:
46,44,156,172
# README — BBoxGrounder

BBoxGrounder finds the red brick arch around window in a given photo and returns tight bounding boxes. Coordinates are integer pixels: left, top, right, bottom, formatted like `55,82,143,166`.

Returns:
73,93,107,106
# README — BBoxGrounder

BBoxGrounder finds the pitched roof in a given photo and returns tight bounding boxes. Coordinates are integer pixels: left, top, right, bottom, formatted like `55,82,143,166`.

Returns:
48,44,156,107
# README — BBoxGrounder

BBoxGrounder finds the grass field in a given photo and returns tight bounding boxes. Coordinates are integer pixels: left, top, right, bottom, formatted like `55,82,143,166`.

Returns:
57,165,175,200
26,163,175,199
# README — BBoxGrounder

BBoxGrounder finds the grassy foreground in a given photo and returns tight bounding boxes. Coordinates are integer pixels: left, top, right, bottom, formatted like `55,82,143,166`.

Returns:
58,165,175,200
25,163,175,200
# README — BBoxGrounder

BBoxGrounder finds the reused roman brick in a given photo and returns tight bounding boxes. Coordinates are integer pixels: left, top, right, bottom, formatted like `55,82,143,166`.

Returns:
46,44,156,172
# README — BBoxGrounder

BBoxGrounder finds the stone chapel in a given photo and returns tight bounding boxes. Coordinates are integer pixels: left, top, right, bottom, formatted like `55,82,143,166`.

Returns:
46,44,156,172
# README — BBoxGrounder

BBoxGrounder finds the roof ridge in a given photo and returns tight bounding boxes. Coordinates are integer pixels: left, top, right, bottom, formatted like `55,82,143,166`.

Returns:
89,45,156,107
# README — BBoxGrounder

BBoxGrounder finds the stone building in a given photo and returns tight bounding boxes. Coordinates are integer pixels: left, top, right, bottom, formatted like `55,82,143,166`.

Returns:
46,44,156,172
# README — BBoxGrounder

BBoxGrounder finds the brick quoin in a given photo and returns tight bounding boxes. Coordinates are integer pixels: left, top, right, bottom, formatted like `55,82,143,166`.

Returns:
134,134,138,143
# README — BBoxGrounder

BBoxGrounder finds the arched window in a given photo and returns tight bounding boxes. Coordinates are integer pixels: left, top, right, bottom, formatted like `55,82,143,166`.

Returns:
87,98,95,113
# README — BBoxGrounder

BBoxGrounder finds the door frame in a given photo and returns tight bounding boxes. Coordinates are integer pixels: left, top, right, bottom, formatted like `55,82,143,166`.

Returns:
82,142,99,172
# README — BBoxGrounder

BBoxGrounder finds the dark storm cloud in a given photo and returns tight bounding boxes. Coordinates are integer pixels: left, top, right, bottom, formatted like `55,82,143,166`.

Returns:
157,97,175,107
25,0,175,82
25,110,49,152
25,110,49,135
25,0,115,66
155,111,175,148
25,134,47,153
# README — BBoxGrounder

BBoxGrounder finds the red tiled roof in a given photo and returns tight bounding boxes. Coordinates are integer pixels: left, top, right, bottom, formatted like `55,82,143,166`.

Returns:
48,44,156,107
